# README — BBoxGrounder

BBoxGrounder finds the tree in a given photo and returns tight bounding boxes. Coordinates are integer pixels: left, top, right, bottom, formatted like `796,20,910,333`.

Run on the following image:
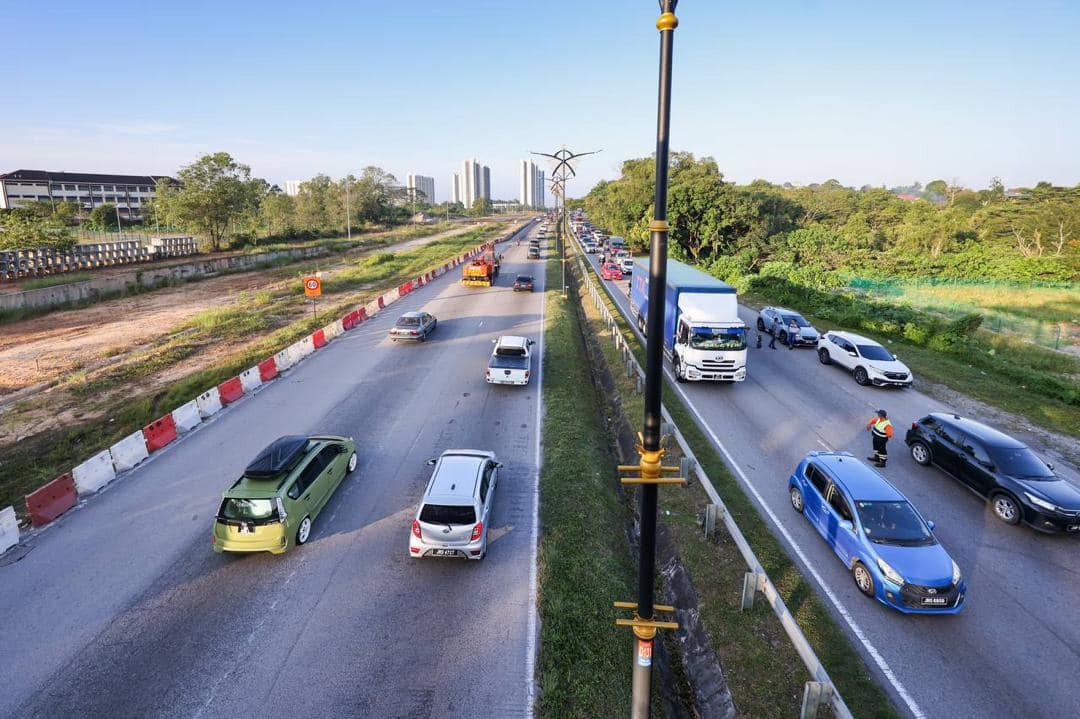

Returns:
0,208,70,250
157,152,264,251
89,203,120,230
468,197,492,217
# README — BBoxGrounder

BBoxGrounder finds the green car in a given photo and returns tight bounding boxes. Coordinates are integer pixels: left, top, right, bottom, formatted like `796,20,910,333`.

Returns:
212,434,357,555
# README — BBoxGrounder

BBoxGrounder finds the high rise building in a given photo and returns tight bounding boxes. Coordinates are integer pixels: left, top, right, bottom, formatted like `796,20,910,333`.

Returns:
536,170,545,209
481,166,491,202
452,173,462,205
406,174,435,206
518,160,546,209
284,180,302,197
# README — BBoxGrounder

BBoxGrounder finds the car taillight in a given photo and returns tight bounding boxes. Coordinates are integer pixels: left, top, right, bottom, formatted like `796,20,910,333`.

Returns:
412,519,422,539
485,368,491,377
911,422,918,430
411,330,419,336
470,522,483,541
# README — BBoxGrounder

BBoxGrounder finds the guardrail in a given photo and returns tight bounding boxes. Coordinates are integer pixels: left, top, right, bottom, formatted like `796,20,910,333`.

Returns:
570,235,854,719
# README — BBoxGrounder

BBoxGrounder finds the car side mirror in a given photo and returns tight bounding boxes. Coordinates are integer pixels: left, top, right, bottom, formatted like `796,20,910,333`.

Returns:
494,462,504,469
426,458,437,466
528,340,535,346
926,520,936,531
1047,462,1055,471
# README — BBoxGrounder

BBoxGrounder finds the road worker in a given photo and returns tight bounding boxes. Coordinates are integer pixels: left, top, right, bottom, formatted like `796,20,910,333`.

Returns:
866,409,893,468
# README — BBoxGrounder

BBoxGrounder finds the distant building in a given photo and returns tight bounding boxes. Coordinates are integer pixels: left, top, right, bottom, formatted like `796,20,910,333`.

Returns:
459,158,491,209
0,169,177,219
284,180,302,196
518,160,546,209
406,174,435,206
481,166,491,202
451,173,462,205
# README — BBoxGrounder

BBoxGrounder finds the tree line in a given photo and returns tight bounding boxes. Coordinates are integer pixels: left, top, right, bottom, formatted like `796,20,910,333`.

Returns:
582,153,1080,285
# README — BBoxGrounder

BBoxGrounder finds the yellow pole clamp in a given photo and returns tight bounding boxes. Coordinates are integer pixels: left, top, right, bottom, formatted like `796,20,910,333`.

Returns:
614,601,679,639
656,11,678,33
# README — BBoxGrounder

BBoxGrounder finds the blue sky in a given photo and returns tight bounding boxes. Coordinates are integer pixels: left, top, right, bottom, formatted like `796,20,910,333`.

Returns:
4,0,1078,200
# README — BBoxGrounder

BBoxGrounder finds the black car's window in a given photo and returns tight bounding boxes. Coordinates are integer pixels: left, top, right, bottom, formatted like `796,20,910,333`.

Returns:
480,463,493,501
857,344,895,361
934,422,964,446
827,486,854,522
963,439,992,466
987,446,1054,479
420,504,476,525
805,465,829,495
316,445,339,472
292,453,327,496
855,500,934,545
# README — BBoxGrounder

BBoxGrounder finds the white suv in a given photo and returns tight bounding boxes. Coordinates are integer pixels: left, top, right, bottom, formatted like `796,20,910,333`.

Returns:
486,335,534,386
817,331,913,387
409,450,501,560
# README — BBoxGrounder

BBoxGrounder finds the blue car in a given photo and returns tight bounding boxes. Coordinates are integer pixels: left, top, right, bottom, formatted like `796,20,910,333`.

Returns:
788,451,966,614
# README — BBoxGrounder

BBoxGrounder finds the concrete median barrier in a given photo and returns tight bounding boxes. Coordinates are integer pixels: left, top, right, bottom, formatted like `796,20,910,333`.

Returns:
324,319,344,339
73,449,116,493
217,376,243,405
239,365,263,393
257,357,278,382
171,399,201,433
196,387,223,418
110,430,149,473
26,473,78,527
142,415,178,452
290,335,315,360
0,506,18,554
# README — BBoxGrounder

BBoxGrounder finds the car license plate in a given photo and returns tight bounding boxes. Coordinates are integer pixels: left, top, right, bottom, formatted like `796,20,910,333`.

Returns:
432,549,458,557
238,523,253,534
922,597,947,605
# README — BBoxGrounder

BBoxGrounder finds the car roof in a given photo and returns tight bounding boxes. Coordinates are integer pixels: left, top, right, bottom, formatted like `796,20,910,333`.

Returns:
227,436,344,496
425,451,493,502
928,413,1026,448
829,329,877,345
495,335,529,349
398,311,424,319
768,306,804,317
809,452,906,501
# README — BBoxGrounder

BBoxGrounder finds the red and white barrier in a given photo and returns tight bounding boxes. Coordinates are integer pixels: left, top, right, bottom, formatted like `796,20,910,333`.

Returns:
323,319,344,340
1,506,20,553
196,387,223,418
258,357,278,382
172,399,202,433
217,376,244,405
143,415,178,452
110,430,149,473
290,336,315,360
311,329,327,349
273,347,294,372
73,450,116,494
239,366,263,393
25,473,78,527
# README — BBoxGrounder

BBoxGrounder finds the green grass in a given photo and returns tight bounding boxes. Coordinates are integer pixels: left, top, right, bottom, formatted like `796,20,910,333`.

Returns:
20,273,93,289
575,257,900,718
0,222,526,520
536,255,640,718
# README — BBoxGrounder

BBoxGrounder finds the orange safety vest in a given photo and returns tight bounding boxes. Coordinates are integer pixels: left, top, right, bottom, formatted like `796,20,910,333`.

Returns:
867,417,894,440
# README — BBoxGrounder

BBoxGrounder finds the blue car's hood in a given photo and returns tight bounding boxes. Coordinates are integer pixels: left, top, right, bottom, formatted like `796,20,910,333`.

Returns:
872,541,955,586
1017,478,1080,510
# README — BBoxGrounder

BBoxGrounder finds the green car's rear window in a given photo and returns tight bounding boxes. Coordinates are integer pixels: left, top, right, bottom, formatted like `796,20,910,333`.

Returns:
220,498,276,521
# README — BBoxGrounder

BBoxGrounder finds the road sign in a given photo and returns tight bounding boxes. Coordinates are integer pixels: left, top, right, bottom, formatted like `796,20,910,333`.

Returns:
304,276,321,297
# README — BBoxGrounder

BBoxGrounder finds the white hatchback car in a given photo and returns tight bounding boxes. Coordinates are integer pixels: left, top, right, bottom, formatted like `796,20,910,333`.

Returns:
409,450,500,560
817,331,913,387
486,335,534,386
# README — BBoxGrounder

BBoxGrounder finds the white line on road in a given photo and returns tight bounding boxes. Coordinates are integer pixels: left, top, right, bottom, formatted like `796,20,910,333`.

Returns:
525,242,545,718
817,439,833,451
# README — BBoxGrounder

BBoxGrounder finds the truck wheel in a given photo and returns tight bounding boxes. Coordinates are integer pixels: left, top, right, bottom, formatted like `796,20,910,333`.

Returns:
674,357,687,383
637,314,646,335
756,317,765,332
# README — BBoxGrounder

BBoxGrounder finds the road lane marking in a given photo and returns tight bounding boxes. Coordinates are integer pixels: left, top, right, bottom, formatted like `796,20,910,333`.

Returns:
525,237,545,718
584,248,926,719
818,439,832,451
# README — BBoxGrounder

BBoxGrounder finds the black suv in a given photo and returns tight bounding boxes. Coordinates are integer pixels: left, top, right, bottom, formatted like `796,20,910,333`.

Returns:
906,413,1080,533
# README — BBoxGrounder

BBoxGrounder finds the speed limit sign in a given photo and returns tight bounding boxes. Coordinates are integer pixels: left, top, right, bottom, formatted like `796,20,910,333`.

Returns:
303,276,321,297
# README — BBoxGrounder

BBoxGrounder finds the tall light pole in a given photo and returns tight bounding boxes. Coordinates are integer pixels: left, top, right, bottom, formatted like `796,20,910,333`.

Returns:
531,146,600,297
622,3,681,717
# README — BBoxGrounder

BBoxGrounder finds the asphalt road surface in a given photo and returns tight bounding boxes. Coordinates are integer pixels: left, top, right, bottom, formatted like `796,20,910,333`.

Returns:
580,242,1080,719
0,222,545,719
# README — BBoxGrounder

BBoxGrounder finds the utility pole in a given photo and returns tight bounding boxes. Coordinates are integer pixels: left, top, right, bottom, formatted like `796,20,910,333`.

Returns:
531,146,600,297
615,3,682,718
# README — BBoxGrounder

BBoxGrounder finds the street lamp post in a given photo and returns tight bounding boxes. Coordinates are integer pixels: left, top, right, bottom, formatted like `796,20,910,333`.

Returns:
531,146,600,297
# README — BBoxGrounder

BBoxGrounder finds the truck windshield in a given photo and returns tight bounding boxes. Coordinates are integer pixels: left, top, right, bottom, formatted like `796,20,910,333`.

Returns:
690,328,746,351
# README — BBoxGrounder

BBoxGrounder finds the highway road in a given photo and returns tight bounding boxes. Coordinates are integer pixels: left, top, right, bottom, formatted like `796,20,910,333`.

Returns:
579,241,1080,719
0,223,545,719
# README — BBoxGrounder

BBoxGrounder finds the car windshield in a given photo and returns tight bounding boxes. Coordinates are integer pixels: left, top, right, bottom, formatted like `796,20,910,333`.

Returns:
219,497,276,521
855,500,934,545
516,275,532,283
420,503,476,525
857,344,895,361
396,316,421,327
987,445,1054,478
782,315,811,327
689,327,747,351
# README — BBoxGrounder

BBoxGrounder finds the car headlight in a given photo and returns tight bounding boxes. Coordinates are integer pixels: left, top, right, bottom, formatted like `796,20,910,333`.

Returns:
951,560,961,585
1024,492,1057,512
877,557,905,586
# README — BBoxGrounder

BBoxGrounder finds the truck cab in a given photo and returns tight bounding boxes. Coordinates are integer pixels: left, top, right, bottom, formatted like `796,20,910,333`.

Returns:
630,259,748,382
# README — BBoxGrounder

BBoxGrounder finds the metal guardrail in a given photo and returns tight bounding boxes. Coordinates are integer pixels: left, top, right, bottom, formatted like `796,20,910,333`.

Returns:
571,241,854,719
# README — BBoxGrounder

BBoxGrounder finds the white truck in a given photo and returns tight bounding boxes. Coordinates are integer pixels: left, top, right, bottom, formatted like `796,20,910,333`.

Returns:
629,258,748,382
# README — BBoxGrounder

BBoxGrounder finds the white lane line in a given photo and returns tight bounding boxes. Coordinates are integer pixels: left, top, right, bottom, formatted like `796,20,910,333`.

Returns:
586,252,926,719
817,439,833,451
525,251,546,718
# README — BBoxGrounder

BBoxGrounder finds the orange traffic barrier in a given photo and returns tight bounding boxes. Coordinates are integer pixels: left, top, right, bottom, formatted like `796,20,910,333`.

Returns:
26,473,78,527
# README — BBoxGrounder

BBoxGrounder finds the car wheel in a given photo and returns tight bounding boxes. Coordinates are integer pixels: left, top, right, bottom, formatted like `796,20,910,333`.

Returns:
789,486,804,513
346,451,358,474
910,441,931,466
296,516,312,545
852,561,875,597
637,314,646,335
853,367,870,386
817,348,831,365
991,492,1021,525
673,357,686,383
779,330,788,344
756,317,765,332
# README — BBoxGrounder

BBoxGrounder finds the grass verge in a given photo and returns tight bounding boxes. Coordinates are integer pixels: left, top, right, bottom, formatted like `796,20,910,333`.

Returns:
0,223,518,519
536,255,640,717
573,256,900,718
